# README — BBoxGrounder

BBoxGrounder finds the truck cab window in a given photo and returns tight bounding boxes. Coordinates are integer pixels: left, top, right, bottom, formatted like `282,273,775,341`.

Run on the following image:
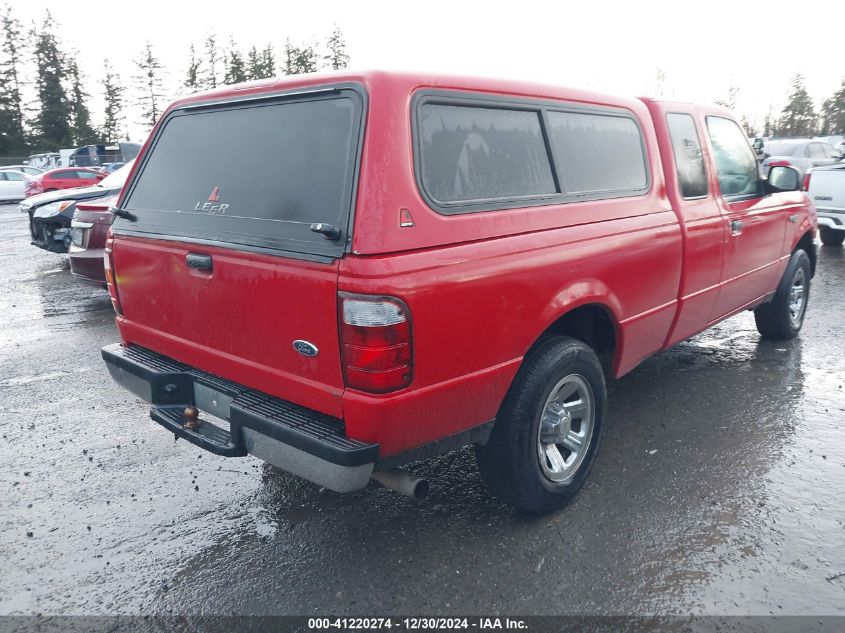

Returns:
706,116,761,198
666,113,708,198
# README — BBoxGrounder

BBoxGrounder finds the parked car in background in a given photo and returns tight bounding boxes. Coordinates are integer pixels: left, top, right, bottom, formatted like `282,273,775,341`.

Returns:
24,167,106,198
0,169,30,202
761,139,841,178
69,195,120,285
21,161,133,253
101,72,816,514
815,135,845,154
0,165,45,178
98,162,125,174
806,163,845,246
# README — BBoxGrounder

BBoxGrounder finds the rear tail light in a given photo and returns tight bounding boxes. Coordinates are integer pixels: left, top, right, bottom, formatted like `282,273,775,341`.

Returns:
104,229,122,315
802,172,812,192
340,294,412,394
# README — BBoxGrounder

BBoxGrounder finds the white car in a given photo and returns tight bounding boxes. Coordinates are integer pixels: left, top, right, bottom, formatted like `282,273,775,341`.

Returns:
0,169,30,203
806,163,845,246
0,164,45,178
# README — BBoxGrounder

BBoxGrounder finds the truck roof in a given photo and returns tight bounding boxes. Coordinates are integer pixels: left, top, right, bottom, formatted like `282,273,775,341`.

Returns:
167,69,657,113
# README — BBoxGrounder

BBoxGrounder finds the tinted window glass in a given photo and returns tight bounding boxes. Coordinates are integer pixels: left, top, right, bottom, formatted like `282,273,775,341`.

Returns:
546,111,647,194
706,117,761,197
121,92,362,256
55,170,75,178
3,171,25,181
418,104,556,204
666,113,708,198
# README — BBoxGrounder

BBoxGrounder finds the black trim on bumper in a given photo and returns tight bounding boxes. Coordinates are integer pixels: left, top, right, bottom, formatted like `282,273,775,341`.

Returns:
102,343,378,466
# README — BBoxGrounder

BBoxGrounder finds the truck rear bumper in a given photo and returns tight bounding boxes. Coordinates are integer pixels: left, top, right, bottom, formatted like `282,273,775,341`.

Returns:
101,343,378,492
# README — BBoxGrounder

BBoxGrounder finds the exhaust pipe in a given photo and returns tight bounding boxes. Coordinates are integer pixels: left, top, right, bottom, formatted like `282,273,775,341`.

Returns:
372,468,429,500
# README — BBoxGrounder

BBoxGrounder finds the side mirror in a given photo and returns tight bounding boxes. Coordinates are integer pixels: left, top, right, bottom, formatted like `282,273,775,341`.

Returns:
766,165,801,193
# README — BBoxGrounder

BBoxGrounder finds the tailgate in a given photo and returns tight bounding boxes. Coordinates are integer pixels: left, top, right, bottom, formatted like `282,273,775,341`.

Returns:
810,167,845,211
113,237,345,416
108,85,366,418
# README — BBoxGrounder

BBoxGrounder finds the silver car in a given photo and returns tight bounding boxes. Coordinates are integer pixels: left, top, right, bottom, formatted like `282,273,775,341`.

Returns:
761,139,842,178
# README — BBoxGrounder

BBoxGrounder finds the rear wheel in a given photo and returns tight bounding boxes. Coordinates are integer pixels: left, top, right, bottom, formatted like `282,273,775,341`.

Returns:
819,227,845,247
475,336,605,514
754,249,811,340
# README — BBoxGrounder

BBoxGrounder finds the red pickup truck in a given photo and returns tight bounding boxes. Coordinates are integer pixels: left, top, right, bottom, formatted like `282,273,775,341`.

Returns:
101,72,816,514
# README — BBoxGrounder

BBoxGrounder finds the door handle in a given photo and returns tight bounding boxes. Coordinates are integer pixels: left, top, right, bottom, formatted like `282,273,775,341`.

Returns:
186,253,213,272
730,219,743,236
788,214,799,223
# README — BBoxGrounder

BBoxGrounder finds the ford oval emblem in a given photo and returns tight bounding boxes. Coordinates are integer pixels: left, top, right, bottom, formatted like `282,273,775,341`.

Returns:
292,340,319,357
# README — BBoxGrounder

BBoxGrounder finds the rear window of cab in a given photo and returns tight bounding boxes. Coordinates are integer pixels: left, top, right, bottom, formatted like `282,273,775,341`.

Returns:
116,85,365,260
413,92,650,214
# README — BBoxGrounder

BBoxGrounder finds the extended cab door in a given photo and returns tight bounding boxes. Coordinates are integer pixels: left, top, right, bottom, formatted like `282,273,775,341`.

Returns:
644,102,725,347
705,115,788,319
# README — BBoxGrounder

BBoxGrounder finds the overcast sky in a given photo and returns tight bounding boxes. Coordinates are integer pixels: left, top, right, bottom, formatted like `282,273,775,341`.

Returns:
11,0,845,140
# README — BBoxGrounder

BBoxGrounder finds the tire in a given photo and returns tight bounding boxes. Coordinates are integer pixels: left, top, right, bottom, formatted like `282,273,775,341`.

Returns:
819,228,845,247
754,249,811,340
475,335,606,514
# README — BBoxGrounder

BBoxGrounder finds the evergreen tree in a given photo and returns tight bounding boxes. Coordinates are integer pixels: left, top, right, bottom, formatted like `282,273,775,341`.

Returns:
184,43,202,92
260,44,275,78
133,41,166,130
0,3,27,155
776,75,817,137
246,45,261,80
763,106,773,137
223,38,247,84
102,61,125,142
324,26,349,70
819,79,845,136
67,57,99,144
204,34,220,88
284,39,317,75
31,12,72,150
246,44,274,80
740,116,756,137
715,84,739,110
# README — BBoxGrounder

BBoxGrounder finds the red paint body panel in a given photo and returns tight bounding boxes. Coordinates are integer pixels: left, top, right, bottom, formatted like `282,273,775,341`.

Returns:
108,72,816,459
26,167,105,196
113,236,344,417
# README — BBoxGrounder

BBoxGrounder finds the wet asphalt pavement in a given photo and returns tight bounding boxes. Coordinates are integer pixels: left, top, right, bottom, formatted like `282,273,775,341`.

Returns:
1,200,844,618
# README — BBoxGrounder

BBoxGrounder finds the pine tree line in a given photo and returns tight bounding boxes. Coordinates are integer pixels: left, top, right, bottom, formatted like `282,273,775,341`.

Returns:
134,26,350,130
0,3,351,155
715,74,845,139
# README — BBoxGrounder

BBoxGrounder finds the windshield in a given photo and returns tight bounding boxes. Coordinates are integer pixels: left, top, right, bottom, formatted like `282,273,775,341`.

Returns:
99,159,135,189
119,89,363,258
764,143,801,157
